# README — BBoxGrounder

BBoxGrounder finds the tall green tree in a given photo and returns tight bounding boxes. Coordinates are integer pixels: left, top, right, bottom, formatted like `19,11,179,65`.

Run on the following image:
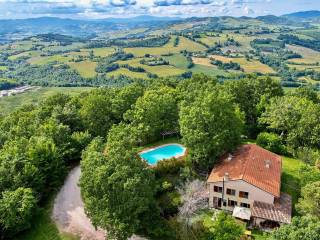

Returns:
0,188,36,236
80,138,157,240
260,96,320,149
179,87,243,170
111,84,145,122
289,86,320,104
297,181,320,218
124,86,178,143
177,73,218,104
203,212,244,240
223,76,283,137
269,215,320,240
0,136,64,196
79,92,114,137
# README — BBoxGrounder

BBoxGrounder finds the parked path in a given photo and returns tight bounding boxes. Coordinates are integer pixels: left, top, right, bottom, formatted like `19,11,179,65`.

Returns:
52,166,106,240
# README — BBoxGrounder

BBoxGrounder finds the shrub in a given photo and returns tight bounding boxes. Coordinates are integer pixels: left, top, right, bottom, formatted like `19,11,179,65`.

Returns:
256,132,286,154
154,158,185,178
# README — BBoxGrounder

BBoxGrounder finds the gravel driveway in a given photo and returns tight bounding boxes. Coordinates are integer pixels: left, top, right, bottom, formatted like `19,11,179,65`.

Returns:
52,166,106,240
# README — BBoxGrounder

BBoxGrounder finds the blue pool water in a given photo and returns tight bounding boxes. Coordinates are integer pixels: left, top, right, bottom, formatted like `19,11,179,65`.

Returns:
139,144,186,165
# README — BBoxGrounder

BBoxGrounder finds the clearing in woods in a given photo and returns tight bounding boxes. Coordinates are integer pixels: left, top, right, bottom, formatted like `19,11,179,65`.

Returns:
67,61,97,78
124,36,206,57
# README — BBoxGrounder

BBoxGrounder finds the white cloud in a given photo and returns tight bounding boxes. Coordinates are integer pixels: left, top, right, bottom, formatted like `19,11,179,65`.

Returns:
243,5,254,15
0,0,319,19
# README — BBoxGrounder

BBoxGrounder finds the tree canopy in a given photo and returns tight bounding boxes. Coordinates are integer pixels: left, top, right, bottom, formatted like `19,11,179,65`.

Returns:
80,138,157,240
179,86,244,170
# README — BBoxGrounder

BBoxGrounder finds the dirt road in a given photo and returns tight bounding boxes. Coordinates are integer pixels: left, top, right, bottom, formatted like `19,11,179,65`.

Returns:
52,166,106,240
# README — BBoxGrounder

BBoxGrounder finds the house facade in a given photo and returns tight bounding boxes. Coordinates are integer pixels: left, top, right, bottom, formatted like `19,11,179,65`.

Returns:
207,144,292,228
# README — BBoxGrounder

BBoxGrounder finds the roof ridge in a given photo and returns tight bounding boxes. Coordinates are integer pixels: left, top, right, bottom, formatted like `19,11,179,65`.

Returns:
241,145,252,180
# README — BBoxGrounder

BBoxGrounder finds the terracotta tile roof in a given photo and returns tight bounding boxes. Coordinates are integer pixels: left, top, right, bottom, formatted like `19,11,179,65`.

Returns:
252,193,292,224
207,144,282,197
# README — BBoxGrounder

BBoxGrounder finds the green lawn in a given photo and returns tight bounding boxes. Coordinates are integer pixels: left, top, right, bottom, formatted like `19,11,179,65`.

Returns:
67,61,97,78
15,208,79,240
107,68,149,79
191,64,229,77
14,196,79,240
251,229,269,240
281,156,306,214
0,87,93,115
124,36,206,57
136,136,181,152
91,47,115,57
163,54,190,69
28,55,72,65
116,58,186,78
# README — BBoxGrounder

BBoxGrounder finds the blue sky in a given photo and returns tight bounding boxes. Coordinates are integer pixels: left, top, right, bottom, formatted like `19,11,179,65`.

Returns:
0,0,319,19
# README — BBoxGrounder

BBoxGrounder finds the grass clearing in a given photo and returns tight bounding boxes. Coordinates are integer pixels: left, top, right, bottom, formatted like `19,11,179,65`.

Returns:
286,45,320,64
143,65,185,77
210,55,275,74
67,61,97,78
191,64,229,77
163,54,189,69
28,55,72,65
90,47,116,57
288,64,320,72
281,156,306,214
14,206,79,240
117,58,186,77
42,42,86,53
107,68,149,79
0,87,92,115
66,51,90,57
192,57,212,67
198,34,228,46
8,50,40,61
124,36,206,57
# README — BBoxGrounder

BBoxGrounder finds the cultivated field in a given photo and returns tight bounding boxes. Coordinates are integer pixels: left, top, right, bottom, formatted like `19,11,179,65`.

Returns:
124,36,206,57
286,45,320,64
116,58,186,78
0,87,92,115
67,61,97,78
210,55,276,74
107,68,149,79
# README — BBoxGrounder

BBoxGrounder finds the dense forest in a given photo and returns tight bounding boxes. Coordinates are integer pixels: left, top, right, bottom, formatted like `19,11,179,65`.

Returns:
0,11,320,240
0,74,319,240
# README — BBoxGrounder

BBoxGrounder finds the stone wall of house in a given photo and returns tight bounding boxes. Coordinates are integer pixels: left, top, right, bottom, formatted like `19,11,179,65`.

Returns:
208,179,275,211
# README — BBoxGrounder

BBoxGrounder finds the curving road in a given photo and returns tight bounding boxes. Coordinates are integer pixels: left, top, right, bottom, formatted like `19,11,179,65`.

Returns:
52,166,106,240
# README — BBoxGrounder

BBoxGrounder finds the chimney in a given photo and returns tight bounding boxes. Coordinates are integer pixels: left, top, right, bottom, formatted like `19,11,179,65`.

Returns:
265,160,271,169
224,172,229,181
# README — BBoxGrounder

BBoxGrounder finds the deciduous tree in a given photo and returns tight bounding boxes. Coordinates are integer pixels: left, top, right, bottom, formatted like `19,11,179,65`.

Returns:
179,87,243,170
80,138,157,240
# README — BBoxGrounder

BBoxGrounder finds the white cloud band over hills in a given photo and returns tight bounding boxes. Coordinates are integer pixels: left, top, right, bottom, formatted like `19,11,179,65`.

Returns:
0,0,318,19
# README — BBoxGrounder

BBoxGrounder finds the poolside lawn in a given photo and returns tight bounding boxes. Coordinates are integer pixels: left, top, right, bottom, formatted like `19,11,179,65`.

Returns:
137,136,181,152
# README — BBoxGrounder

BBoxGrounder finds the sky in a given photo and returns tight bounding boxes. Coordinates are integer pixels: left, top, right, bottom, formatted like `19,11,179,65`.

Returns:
0,0,319,19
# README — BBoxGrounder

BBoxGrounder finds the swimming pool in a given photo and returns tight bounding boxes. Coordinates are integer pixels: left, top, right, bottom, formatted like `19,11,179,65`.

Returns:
139,144,186,165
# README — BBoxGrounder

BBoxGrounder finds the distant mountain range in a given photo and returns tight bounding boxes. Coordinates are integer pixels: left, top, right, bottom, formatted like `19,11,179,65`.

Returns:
101,15,181,23
0,16,182,42
283,10,320,19
0,10,319,43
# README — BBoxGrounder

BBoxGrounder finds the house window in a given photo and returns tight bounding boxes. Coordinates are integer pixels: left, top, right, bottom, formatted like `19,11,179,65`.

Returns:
214,186,223,193
240,203,250,208
228,200,237,207
239,191,249,199
223,200,227,207
226,188,236,196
